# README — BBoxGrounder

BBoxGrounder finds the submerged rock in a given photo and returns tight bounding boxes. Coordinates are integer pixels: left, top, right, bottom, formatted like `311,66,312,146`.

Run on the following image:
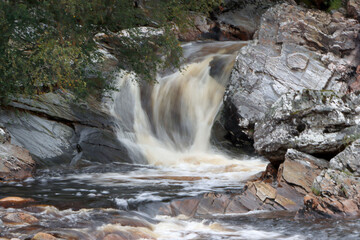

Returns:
254,90,360,164
223,2,359,144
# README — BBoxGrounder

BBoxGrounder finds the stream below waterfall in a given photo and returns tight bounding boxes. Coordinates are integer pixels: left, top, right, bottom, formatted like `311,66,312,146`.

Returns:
1,41,360,239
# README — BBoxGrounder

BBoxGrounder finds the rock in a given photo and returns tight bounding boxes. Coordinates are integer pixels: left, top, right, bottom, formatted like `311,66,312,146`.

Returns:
170,198,200,217
0,91,129,166
330,139,360,176
195,193,231,216
277,149,328,194
111,216,153,230
216,0,277,40
0,197,35,208
2,212,39,224
258,3,359,54
175,15,216,41
0,142,35,181
32,233,57,240
348,0,360,21
103,234,127,240
298,169,360,218
0,127,10,144
222,2,359,144
254,90,360,164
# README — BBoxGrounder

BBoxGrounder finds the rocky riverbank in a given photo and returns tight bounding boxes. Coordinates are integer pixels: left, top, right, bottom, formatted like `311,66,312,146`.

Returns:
219,0,360,218
1,1,360,240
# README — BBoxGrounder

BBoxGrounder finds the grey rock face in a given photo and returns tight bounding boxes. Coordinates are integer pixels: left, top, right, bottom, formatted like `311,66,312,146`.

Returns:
348,0,360,21
254,90,360,164
0,129,35,181
0,127,10,144
216,0,278,40
330,139,360,176
258,3,360,54
0,91,129,166
223,3,359,143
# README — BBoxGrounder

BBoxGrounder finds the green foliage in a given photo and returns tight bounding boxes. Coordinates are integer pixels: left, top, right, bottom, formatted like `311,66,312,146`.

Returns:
311,186,321,196
327,0,342,11
297,0,343,11
0,0,222,101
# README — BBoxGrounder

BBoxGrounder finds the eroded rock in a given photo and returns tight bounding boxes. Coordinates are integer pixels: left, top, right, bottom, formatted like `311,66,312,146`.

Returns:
222,3,359,144
0,132,35,181
0,91,129,166
254,90,360,164
298,169,360,218
278,149,328,194
330,139,360,176
32,232,58,240
348,0,360,21
2,212,39,224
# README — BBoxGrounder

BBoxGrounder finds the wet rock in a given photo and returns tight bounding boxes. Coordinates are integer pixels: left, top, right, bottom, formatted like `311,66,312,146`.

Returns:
2,212,39,224
170,198,200,217
223,3,359,143
348,0,360,21
0,197,35,208
111,216,153,230
103,234,127,240
254,90,360,164
0,91,129,166
0,141,35,181
32,232,57,240
330,139,360,176
96,224,156,240
195,193,231,216
225,190,262,214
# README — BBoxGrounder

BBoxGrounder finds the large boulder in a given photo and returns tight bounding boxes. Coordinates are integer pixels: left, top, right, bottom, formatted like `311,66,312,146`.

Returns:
254,90,360,165
0,127,35,181
222,3,360,143
0,92,129,166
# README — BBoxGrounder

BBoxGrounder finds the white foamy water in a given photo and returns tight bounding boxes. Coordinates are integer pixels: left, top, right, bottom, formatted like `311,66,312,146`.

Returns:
153,215,304,240
105,41,266,179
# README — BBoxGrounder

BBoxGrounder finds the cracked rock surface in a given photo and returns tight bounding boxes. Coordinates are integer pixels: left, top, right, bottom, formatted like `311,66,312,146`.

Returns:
0,127,35,181
0,91,129,166
254,90,360,164
222,3,359,142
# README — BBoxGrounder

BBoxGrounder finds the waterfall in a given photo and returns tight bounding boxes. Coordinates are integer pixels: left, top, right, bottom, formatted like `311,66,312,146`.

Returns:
107,41,265,173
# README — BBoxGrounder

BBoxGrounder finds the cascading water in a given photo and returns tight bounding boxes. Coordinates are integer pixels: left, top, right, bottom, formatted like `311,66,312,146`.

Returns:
107,41,266,174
